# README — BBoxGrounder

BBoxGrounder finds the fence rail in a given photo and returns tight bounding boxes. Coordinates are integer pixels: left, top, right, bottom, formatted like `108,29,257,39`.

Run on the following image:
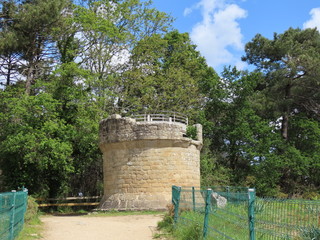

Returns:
172,186,320,240
0,189,28,240
36,196,101,208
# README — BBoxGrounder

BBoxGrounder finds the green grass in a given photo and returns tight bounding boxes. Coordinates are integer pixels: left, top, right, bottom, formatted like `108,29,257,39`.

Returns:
170,197,320,240
156,214,175,239
16,217,43,240
174,211,204,240
16,196,43,240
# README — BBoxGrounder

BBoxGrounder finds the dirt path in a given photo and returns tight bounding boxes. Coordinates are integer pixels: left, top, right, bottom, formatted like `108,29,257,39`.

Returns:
41,214,163,240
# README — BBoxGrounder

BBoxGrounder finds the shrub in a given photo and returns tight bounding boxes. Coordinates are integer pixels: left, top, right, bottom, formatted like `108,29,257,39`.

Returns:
174,221,203,240
157,204,174,233
186,126,197,140
24,196,40,223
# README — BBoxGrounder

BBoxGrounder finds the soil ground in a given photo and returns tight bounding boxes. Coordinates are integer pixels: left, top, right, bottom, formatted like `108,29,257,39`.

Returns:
41,214,163,240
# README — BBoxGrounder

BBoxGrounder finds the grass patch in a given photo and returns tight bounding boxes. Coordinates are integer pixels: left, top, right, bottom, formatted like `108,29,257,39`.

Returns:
154,204,176,239
16,196,43,240
173,211,203,240
16,217,43,240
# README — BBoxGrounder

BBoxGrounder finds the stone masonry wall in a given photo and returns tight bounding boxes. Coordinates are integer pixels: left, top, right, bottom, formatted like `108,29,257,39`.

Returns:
99,114,202,210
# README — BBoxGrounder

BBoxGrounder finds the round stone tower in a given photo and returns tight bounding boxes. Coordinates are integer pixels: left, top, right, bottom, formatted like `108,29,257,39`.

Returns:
99,113,202,210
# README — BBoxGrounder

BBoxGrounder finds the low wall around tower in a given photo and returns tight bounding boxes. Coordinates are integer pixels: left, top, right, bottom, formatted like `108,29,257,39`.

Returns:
99,114,202,210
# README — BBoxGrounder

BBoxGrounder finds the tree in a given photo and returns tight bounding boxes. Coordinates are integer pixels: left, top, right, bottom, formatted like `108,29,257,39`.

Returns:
202,67,277,186
73,0,173,112
0,0,177,197
116,31,218,120
0,0,22,86
242,28,320,140
0,0,72,94
0,83,74,196
49,62,106,196
239,28,320,196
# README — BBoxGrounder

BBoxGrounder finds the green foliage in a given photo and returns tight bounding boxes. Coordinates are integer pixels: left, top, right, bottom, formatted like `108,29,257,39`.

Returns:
157,214,174,233
16,196,42,240
202,67,277,187
243,28,320,140
72,0,174,113
173,212,203,240
0,0,179,198
200,153,230,187
186,126,197,140
0,86,73,196
118,30,218,119
201,29,320,195
175,222,203,240
24,196,40,224
302,192,320,200
0,0,72,92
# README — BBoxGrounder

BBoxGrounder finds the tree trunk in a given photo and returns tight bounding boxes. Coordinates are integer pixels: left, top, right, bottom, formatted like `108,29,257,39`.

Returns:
25,64,34,95
281,83,291,140
281,112,289,140
6,64,11,86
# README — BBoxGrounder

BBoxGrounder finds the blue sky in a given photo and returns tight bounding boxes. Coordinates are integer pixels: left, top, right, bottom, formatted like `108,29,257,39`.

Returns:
151,0,320,74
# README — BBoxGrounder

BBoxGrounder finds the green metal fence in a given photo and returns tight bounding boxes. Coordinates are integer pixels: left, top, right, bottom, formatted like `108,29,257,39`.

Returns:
0,189,28,240
255,198,320,239
172,186,320,240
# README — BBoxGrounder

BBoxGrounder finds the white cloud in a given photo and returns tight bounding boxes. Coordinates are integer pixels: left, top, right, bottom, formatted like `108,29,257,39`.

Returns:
184,7,193,16
235,60,247,70
303,8,320,30
185,0,247,71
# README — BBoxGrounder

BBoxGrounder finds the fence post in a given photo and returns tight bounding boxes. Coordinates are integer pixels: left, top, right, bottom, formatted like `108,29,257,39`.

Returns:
192,186,196,212
248,188,256,240
22,188,28,225
203,188,212,239
226,186,230,201
10,190,17,240
172,186,181,224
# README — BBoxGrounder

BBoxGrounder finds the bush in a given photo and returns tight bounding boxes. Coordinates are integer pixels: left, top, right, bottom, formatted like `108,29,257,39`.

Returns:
186,126,197,140
157,214,174,232
302,192,320,200
24,196,40,223
157,204,174,233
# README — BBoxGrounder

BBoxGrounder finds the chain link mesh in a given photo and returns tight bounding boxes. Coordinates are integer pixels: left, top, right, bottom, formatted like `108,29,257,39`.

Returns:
0,190,28,240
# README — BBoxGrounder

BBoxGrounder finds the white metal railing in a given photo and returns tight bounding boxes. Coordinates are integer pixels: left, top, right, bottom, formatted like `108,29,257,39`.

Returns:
131,112,188,125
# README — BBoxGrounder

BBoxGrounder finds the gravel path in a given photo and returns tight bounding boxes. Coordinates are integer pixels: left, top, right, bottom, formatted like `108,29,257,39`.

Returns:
41,214,163,240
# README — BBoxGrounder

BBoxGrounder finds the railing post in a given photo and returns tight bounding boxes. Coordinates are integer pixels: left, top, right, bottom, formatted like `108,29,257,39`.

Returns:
203,188,212,239
10,190,17,240
172,186,181,224
192,186,196,212
248,188,256,240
